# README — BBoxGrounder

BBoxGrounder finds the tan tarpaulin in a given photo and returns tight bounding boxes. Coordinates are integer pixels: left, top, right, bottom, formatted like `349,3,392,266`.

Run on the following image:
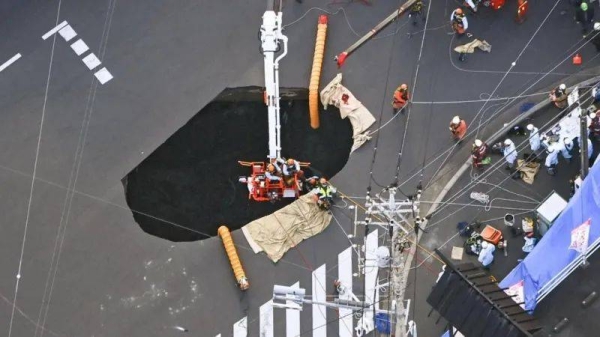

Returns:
320,74,376,152
242,194,332,263
517,159,540,184
454,39,492,54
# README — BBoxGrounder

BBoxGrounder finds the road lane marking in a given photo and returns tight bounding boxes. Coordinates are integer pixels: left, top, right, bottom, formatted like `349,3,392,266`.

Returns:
0,54,21,72
42,20,68,40
82,53,101,70
259,300,274,337
338,247,353,337
70,39,89,56
286,282,300,337
233,316,247,337
312,264,327,337
58,25,77,42
94,67,113,84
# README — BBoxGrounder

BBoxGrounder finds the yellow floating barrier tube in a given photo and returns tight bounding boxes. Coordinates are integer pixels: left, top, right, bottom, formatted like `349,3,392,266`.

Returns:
218,226,249,290
309,15,328,129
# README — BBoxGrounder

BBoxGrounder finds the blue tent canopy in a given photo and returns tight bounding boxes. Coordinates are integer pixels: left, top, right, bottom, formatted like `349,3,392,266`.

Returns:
500,163,600,310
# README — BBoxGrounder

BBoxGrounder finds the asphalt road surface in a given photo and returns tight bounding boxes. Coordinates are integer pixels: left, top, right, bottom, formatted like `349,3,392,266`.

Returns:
1,0,599,336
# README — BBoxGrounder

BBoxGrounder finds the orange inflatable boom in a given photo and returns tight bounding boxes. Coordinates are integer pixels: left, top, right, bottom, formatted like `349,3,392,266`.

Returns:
309,15,328,129
218,226,249,290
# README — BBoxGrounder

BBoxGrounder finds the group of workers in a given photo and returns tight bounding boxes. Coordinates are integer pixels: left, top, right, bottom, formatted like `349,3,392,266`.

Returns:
264,157,336,210
449,0,529,36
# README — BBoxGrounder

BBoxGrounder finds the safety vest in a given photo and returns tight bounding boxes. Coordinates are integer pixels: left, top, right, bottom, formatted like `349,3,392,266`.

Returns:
394,89,408,102
318,185,333,199
411,0,423,12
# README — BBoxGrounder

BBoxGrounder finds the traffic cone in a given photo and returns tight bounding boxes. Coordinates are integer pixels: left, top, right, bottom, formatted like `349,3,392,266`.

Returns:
573,53,582,65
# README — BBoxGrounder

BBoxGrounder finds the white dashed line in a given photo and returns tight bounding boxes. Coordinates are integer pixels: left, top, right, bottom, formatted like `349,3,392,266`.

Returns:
0,53,21,72
82,53,101,70
58,25,77,42
70,39,89,56
94,67,113,85
42,20,68,40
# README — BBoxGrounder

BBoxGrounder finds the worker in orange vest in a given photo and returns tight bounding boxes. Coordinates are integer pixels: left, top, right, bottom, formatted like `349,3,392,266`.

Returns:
392,84,410,114
451,8,468,36
516,0,528,23
449,116,468,141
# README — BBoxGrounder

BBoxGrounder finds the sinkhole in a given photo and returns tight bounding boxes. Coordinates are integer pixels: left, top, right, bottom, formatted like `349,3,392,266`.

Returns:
123,87,353,242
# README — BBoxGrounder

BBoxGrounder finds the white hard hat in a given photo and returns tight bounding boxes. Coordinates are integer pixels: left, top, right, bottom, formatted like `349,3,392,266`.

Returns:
595,22,600,31
474,139,483,147
591,112,597,119
452,116,460,124
564,137,572,145
526,124,534,131
504,139,512,146
481,241,489,249
559,84,566,90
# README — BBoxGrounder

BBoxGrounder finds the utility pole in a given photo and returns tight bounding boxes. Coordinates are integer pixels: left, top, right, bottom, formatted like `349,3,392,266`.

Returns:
352,184,422,337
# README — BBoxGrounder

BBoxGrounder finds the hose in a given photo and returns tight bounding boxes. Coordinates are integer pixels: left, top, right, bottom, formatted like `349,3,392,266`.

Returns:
218,226,250,290
309,15,328,129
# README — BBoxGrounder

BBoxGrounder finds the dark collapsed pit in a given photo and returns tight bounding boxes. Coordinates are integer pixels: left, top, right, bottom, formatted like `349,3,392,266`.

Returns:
123,87,353,242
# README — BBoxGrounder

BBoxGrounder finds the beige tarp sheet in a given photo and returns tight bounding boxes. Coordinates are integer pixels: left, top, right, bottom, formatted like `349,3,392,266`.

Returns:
517,159,540,184
242,194,332,263
320,74,376,152
454,39,492,54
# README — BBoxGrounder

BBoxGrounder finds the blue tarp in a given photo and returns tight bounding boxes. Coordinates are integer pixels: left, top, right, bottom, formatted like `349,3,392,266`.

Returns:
499,162,600,310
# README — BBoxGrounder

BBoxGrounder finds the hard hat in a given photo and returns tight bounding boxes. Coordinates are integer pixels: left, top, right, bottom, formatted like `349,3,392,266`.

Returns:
286,158,295,165
400,84,408,90
474,139,483,147
581,2,588,11
526,124,534,131
564,137,572,145
504,139,512,146
559,83,566,91
452,116,460,124
455,8,463,15
481,241,489,249
591,112,597,119
595,22,600,31
267,164,275,172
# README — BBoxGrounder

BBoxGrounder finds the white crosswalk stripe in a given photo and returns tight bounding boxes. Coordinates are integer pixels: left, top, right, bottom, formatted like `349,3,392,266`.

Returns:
217,236,383,337
286,282,301,337
233,317,247,337
312,264,327,337
338,247,354,337
260,300,274,337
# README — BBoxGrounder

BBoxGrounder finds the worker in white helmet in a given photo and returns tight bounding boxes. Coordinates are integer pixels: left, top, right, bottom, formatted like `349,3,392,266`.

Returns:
562,138,574,162
472,139,488,168
549,84,568,109
478,241,495,269
502,139,518,173
449,115,468,141
545,148,558,176
526,124,541,152
592,22,600,51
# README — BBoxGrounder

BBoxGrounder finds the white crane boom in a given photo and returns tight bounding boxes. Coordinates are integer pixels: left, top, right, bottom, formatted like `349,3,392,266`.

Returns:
260,1,287,161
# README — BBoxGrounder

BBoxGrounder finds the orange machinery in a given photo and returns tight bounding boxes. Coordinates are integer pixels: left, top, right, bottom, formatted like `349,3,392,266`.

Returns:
238,161,310,202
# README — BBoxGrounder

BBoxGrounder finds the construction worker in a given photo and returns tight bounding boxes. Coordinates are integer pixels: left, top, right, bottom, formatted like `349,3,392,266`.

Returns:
281,158,300,177
265,163,282,181
472,139,488,168
516,0,528,23
526,124,541,152
591,23,600,52
315,178,336,210
392,84,410,114
502,139,518,174
589,112,600,141
545,148,558,175
576,2,595,37
409,0,426,25
562,138,574,162
549,84,568,109
449,116,468,141
451,8,468,36
303,175,320,193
